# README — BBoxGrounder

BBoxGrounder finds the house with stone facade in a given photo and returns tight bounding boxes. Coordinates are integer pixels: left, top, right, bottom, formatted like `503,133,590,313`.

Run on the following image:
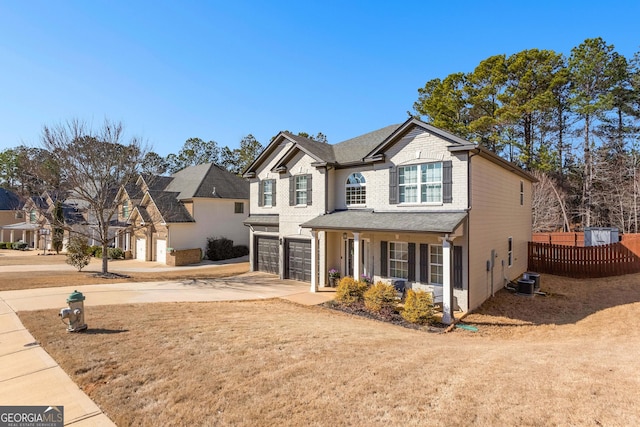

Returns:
243,117,535,323
114,163,249,265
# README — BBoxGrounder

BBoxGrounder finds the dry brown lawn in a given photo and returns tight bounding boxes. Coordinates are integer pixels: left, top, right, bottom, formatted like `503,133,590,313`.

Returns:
16,266,640,426
0,250,249,290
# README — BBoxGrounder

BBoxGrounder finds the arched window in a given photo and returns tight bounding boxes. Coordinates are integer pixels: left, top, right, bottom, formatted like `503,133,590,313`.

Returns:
346,173,366,206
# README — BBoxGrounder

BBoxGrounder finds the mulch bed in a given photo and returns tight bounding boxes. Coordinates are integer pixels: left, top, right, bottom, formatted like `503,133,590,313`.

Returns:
323,300,447,333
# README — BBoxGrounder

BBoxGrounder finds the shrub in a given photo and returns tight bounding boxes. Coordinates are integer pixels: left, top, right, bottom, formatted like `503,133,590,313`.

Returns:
363,281,398,312
66,236,91,271
401,289,435,325
206,237,234,261
94,247,125,259
12,242,28,250
231,245,249,258
335,276,368,305
109,247,124,259
0,242,7,249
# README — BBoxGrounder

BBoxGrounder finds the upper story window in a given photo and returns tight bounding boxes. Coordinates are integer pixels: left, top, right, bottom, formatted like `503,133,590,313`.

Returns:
289,174,312,206
29,209,37,223
520,181,524,206
346,173,366,206
234,202,244,214
399,162,442,204
259,179,276,207
508,237,513,267
295,175,308,205
390,160,452,205
122,200,129,218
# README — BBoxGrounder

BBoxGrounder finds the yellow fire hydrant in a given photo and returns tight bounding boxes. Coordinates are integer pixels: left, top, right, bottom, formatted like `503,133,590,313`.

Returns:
59,290,88,332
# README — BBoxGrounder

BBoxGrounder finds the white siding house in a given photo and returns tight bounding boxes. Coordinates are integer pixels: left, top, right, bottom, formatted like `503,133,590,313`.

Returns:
243,118,535,323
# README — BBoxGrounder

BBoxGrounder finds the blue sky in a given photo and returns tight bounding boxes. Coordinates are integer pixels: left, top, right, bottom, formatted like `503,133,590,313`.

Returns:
1,1,638,157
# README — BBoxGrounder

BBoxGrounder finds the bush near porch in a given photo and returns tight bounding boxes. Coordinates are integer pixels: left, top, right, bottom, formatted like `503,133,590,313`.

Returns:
331,277,437,329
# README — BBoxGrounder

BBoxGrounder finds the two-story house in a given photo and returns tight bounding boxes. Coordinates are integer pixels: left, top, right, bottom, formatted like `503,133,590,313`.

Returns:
115,163,249,264
243,118,535,323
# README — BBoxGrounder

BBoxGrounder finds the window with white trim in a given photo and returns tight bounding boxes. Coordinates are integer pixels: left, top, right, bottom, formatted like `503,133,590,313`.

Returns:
346,173,366,206
430,245,443,285
122,200,129,218
29,209,37,223
389,242,408,279
508,237,513,267
295,175,308,205
399,162,442,204
263,179,274,207
234,202,244,214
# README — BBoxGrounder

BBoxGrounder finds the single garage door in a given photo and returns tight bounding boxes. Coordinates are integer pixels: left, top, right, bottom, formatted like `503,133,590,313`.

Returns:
286,239,311,282
136,237,146,261
156,239,167,263
256,236,279,274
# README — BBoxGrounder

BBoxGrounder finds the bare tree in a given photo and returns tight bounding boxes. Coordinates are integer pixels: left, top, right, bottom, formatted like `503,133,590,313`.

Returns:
532,170,570,232
41,119,148,274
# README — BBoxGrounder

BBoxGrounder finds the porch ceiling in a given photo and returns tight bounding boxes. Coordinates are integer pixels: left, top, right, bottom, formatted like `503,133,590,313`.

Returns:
0,222,41,231
301,210,467,234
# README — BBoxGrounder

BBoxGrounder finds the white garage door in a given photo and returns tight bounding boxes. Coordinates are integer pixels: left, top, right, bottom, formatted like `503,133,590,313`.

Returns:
136,238,146,261
156,239,167,263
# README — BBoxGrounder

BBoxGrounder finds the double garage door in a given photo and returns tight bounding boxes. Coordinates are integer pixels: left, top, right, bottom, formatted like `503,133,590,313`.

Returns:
255,236,311,282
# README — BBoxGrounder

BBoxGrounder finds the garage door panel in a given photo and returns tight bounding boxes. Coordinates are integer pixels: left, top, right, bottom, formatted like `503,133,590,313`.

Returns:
156,239,166,264
256,236,279,274
136,238,146,261
286,239,311,282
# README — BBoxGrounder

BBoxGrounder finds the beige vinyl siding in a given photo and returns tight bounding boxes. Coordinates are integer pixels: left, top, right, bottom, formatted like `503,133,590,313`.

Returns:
468,155,532,311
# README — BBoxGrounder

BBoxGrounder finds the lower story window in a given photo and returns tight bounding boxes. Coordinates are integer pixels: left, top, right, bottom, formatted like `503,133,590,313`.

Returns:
430,245,443,285
234,202,244,214
389,242,408,279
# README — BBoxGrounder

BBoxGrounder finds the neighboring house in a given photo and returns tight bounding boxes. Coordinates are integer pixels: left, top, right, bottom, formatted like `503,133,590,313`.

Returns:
115,163,249,264
1,190,85,250
0,188,26,243
243,118,535,322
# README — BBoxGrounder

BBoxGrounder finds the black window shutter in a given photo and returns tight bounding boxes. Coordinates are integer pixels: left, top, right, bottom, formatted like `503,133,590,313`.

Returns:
419,244,428,283
443,160,453,203
389,167,397,204
306,174,312,205
380,241,388,277
289,176,295,206
408,243,416,282
272,180,276,207
258,180,263,207
453,246,463,289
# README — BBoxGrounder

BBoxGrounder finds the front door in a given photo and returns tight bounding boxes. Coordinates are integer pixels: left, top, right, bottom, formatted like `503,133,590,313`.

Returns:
346,239,370,279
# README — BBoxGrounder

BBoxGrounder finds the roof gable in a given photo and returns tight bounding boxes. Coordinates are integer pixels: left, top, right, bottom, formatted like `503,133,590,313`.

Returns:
166,163,248,200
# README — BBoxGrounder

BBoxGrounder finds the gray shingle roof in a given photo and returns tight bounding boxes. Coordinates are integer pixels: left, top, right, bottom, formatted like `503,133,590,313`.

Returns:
243,214,280,226
147,190,195,223
166,163,249,200
301,210,467,234
0,188,22,210
332,124,400,163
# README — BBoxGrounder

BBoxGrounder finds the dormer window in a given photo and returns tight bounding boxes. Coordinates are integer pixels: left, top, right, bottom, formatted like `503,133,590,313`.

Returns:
29,209,37,223
122,200,129,218
346,173,366,206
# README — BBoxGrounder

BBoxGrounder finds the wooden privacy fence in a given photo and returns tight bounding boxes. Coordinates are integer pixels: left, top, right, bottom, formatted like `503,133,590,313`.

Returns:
528,241,640,278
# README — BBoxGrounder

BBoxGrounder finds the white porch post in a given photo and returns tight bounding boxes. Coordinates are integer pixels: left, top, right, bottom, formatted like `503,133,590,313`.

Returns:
21,230,26,243
353,232,361,280
441,237,454,325
310,230,318,292
10,230,14,242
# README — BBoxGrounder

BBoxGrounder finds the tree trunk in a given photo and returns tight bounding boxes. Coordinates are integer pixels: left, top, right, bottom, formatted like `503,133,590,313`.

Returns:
583,114,592,228
102,242,109,273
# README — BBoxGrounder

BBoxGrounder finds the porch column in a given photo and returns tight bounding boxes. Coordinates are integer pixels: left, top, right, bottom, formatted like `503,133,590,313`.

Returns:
441,237,454,325
310,230,318,292
10,230,14,242
21,230,26,243
353,232,361,280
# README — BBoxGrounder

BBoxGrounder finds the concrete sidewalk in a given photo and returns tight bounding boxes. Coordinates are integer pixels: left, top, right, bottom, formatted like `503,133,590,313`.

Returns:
0,273,335,426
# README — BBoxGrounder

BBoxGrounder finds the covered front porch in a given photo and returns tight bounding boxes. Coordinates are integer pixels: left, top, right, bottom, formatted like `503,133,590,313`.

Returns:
0,222,44,249
301,210,468,324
